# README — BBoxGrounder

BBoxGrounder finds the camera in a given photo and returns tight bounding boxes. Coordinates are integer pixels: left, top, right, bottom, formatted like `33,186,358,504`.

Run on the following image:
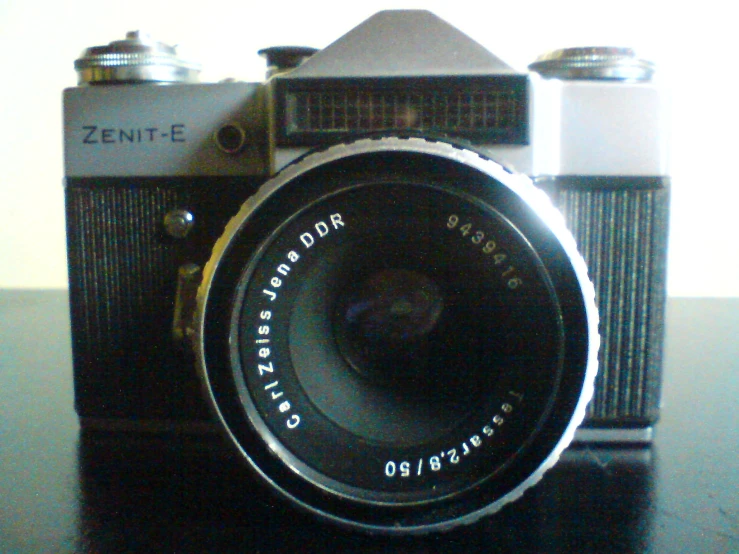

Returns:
64,11,668,533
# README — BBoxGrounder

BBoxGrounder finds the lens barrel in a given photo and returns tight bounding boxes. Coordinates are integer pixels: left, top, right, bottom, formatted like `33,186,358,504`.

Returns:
195,137,598,533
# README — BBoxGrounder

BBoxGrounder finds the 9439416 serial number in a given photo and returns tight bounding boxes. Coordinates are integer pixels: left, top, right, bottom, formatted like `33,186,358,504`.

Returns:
446,214,524,290
383,391,524,479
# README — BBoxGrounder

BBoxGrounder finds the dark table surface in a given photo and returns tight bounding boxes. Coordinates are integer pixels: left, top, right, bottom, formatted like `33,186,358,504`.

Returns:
0,291,737,553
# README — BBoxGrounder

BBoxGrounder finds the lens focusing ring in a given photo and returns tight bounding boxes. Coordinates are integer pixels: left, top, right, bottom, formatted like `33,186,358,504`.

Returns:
195,137,599,534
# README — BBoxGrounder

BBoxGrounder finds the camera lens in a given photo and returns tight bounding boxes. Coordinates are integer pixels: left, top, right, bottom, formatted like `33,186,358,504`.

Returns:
278,185,556,452
196,138,598,533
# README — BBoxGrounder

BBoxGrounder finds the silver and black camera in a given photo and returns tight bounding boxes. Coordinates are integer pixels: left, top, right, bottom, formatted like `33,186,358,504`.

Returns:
64,11,668,533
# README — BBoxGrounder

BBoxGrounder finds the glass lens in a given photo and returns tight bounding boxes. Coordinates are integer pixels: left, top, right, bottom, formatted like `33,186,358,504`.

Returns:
335,268,444,384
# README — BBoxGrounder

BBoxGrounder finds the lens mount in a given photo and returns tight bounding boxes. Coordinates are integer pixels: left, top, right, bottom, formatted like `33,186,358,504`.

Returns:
195,137,598,533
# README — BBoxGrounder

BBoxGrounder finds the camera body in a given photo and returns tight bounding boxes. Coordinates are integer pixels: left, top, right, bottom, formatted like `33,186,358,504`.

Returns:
64,11,668,444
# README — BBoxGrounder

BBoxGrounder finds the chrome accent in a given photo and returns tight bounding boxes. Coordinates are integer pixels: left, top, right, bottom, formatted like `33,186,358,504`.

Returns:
75,31,200,85
163,209,194,238
529,47,655,81
574,427,654,444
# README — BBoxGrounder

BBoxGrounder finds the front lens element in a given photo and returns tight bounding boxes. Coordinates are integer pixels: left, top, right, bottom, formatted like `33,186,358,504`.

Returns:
335,268,444,384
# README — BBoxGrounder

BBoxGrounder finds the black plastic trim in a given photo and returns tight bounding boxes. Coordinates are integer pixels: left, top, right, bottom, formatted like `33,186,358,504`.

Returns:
274,75,529,146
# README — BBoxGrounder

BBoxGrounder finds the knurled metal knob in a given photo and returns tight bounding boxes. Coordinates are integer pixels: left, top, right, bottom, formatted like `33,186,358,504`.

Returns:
529,47,655,81
74,31,201,85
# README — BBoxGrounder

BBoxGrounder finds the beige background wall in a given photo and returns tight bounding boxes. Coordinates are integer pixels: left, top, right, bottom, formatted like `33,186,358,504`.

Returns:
1,0,737,295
